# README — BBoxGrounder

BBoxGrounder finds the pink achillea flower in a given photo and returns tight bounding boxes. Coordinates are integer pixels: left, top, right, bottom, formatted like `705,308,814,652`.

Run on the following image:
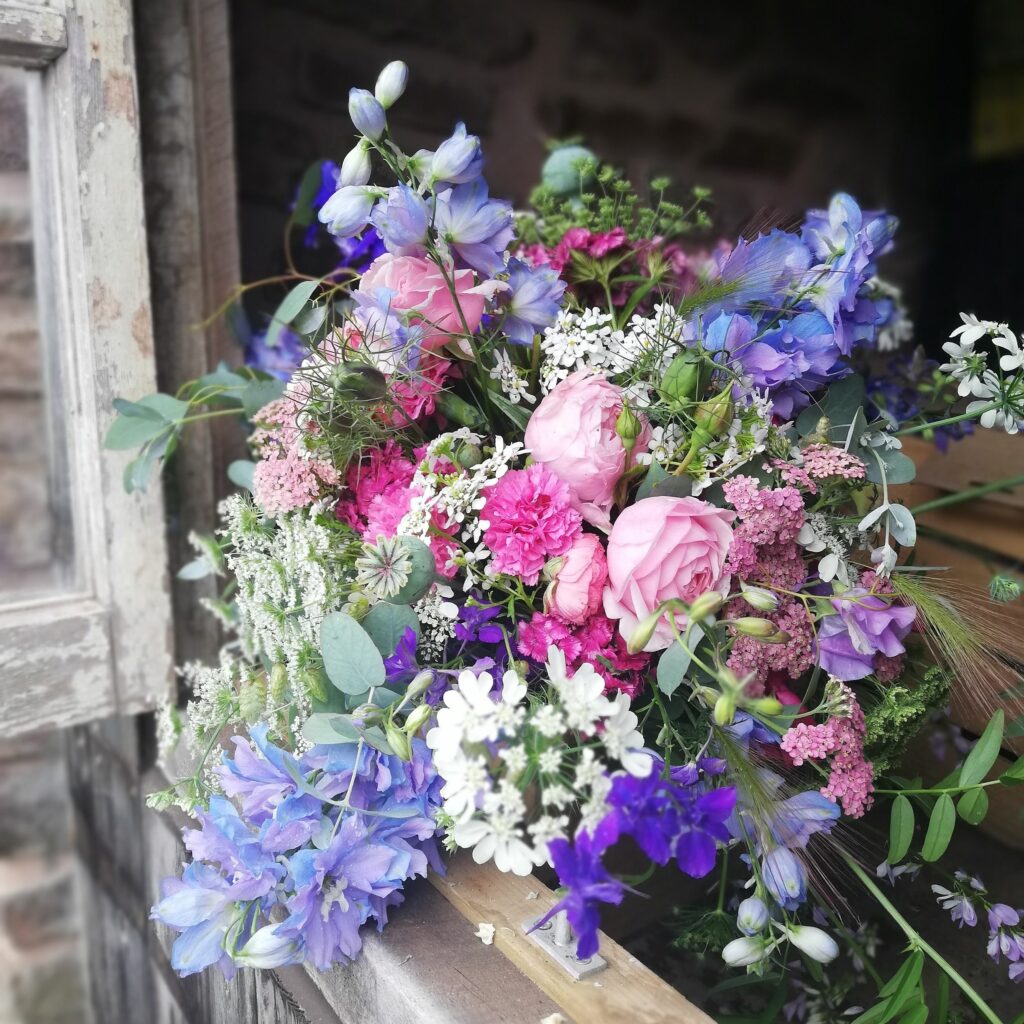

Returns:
801,444,867,481
723,477,805,547
780,683,875,818
481,464,582,584
874,652,906,683
726,596,815,692
772,459,817,494
251,398,341,516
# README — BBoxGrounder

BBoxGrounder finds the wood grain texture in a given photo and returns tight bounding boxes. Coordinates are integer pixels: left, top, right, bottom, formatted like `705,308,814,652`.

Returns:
430,855,716,1024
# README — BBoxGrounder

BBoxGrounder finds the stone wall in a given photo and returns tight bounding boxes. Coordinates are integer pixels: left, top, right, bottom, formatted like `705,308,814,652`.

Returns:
230,0,978,344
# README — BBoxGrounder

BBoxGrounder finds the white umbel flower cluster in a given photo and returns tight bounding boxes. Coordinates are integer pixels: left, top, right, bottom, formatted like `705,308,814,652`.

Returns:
425,646,651,877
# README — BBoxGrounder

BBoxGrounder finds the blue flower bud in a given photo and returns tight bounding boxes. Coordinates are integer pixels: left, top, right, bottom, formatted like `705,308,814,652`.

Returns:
374,60,408,109
339,141,372,187
348,87,386,140
318,185,375,238
430,122,483,184
736,896,769,935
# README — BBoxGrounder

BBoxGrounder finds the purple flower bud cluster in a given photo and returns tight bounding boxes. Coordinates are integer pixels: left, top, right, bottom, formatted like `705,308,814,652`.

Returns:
151,725,443,976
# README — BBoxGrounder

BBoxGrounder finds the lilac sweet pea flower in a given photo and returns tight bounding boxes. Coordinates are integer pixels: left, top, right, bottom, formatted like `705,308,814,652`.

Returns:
817,588,917,681
502,258,567,345
433,178,514,275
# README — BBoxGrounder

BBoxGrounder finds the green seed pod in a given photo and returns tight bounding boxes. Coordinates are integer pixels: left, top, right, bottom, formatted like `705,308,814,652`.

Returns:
688,591,724,621
330,363,388,401
301,668,329,703
747,697,784,716
455,442,484,469
403,703,433,735
541,144,598,197
661,349,704,409
239,678,267,724
731,617,778,638
615,404,644,452
269,662,289,704
713,694,737,726
385,536,436,605
385,722,413,762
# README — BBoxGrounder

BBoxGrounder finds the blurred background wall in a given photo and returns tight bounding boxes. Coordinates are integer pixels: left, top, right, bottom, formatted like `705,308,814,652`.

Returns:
230,0,1024,351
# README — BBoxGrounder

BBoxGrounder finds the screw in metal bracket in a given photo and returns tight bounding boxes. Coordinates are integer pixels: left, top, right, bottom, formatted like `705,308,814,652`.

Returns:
522,910,608,980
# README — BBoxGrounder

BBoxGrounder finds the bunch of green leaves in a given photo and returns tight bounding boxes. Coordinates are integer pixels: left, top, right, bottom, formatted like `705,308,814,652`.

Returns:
863,666,952,773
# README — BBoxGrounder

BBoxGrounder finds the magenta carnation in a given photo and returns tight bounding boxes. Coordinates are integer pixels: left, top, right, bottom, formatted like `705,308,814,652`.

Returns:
481,464,582,584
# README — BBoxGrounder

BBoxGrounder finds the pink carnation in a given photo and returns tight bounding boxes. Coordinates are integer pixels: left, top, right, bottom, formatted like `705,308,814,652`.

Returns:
481,465,582,584
517,612,582,664
385,356,453,427
250,398,341,516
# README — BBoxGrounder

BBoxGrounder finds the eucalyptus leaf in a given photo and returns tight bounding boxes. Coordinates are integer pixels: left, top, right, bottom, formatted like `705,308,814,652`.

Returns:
228,460,257,492
241,378,286,417
292,302,327,337
958,710,1004,787
300,713,362,746
361,603,420,658
177,557,215,581
320,611,386,695
105,413,176,450
293,162,327,229
864,447,917,486
197,362,248,390
637,462,668,502
275,280,320,326
886,504,917,547
656,627,703,696
921,793,956,862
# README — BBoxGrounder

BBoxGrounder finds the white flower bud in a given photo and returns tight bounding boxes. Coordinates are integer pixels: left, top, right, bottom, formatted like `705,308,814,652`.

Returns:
339,141,372,187
783,924,839,964
740,583,779,612
736,896,769,936
722,935,771,967
374,60,408,109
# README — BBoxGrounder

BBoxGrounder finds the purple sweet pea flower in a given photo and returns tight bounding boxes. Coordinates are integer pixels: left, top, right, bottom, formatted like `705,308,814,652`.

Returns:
817,588,917,681
502,258,566,345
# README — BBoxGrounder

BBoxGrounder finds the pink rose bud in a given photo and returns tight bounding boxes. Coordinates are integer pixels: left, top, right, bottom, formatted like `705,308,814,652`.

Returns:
603,496,734,652
525,370,650,530
544,533,608,625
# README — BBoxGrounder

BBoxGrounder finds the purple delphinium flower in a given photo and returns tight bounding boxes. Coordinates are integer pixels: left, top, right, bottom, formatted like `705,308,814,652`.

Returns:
715,230,812,312
384,626,420,685
501,258,566,345
761,846,807,911
539,828,628,960
768,790,841,850
429,122,484,185
245,325,307,381
454,597,505,645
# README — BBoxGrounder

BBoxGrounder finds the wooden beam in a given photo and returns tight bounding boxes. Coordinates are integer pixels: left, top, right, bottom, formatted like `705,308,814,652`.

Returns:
0,4,66,67
430,855,716,1024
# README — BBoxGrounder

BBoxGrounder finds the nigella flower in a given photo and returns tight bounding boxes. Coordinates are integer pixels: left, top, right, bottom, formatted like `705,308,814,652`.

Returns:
501,258,567,345
539,828,628,959
354,534,413,599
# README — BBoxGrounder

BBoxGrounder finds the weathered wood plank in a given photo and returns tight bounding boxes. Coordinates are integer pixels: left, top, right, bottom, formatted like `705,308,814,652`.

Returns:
0,3,66,66
430,855,716,1024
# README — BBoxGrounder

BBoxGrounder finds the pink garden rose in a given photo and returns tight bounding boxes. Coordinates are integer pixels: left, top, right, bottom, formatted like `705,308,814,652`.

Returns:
603,496,734,652
357,253,489,351
545,533,608,625
524,370,649,531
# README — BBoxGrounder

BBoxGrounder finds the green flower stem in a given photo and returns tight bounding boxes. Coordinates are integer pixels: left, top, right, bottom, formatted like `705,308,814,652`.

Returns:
909,473,1024,517
873,779,998,797
178,408,247,426
895,403,998,437
844,855,1003,1024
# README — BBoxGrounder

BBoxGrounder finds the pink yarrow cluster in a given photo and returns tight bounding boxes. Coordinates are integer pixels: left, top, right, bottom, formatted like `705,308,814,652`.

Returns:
780,683,875,818
801,444,867,481
251,398,342,516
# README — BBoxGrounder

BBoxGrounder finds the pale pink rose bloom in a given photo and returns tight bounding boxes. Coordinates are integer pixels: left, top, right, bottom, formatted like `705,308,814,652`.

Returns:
603,496,734,652
545,533,608,625
357,253,489,351
524,370,649,530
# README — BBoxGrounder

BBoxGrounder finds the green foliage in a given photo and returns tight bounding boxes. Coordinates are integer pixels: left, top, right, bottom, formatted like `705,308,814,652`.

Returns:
320,611,386,696
864,667,952,773
360,602,420,658
519,158,710,249
887,794,915,863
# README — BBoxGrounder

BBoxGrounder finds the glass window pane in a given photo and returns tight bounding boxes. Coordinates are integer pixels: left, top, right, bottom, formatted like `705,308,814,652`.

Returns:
0,65,73,599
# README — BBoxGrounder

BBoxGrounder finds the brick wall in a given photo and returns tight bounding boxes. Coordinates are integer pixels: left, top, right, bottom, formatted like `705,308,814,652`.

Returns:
230,0,976,345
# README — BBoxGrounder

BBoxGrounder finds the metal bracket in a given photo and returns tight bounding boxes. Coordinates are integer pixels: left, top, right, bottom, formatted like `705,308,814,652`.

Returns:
522,910,608,980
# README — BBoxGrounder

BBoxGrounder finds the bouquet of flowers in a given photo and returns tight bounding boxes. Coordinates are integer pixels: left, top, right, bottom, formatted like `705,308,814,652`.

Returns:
109,60,1024,1019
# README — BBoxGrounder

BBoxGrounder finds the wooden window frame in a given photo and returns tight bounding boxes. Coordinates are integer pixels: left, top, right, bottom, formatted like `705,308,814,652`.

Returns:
0,0,172,734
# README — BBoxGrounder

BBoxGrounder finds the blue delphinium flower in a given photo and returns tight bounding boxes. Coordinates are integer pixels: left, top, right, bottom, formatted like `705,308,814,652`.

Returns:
370,184,432,253
429,122,484,186
502,258,567,345
433,178,514,276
